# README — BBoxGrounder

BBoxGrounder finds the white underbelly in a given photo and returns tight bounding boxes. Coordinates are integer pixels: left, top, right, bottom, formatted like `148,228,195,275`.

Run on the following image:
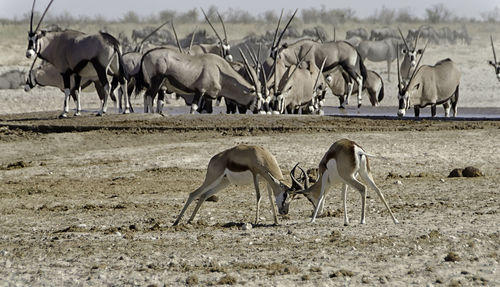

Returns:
225,169,254,186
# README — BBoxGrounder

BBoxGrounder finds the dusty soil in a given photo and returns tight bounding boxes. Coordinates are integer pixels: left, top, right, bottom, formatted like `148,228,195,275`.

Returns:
0,113,499,286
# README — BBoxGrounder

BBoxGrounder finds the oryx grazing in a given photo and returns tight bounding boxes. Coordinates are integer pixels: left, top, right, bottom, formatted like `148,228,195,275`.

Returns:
356,38,401,82
138,47,263,115
173,144,302,226
325,67,384,107
26,0,129,118
267,10,367,108
397,46,461,118
488,36,500,81
285,139,399,225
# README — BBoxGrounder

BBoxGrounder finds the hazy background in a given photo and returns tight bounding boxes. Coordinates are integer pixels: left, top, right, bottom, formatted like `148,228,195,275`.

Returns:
0,0,499,21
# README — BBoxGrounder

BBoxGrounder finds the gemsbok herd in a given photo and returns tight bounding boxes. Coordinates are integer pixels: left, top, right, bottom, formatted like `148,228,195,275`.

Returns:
22,1,497,225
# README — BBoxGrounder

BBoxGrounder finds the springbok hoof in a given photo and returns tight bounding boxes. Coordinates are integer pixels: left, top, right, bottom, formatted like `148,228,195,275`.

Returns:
58,113,68,119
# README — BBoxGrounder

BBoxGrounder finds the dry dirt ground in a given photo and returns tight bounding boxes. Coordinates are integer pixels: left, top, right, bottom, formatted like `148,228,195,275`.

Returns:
0,113,498,286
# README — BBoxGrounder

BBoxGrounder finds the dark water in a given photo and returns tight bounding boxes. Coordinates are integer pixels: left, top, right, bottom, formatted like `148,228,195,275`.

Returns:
108,105,500,120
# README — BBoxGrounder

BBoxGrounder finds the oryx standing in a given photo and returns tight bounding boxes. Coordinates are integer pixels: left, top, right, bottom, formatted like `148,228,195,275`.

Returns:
356,38,401,82
397,46,461,118
26,0,129,118
398,28,424,85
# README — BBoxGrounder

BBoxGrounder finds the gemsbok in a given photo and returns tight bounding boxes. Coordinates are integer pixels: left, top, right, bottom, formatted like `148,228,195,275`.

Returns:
397,45,461,118
398,28,423,85
488,35,500,81
26,0,129,117
286,139,399,225
138,47,263,114
173,144,303,226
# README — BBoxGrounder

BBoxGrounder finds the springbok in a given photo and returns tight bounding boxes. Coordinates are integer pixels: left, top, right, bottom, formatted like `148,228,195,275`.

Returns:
138,47,263,115
173,144,302,226
26,0,129,118
325,67,384,107
397,45,461,118
287,139,399,225
488,36,500,81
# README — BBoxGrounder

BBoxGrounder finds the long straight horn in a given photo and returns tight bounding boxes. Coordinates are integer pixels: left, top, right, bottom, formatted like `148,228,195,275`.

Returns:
313,57,328,92
414,30,421,49
245,44,258,66
282,47,312,89
30,0,37,33
137,19,170,50
271,9,284,50
34,0,54,33
257,43,261,62
201,8,224,46
398,27,409,51
274,9,298,50
189,25,198,53
216,11,228,44
170,20,183,53
397,44,402,93
238,48,257,87
408,40,428,84
491,35,497,64
28,53,39,74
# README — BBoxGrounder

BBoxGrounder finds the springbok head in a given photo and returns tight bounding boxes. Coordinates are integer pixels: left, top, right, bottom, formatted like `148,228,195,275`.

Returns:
26,0,54,59
398,28,423,69
397,41,428,117
276,163,309,214
489,36,500,81
201,9,232,61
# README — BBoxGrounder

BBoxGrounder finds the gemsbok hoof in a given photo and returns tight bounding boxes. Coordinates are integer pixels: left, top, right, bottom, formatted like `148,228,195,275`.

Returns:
74,112,81,117
58,113,68,119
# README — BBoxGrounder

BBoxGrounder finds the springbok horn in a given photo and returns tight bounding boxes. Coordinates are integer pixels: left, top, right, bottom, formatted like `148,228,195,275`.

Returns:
271,9,284,50
30,0,37,33
274,9,298,50
398,27,410,51
491,35,497,64
313,57,328,93
290,163,304,190
294,164,309,189
397,44,402,93
408,40,428,85
189,25,199,53
34,0,55,33
171,20,183,54
238,48,258,89
216,11,228,45
136,19,170,51
201,8,224,47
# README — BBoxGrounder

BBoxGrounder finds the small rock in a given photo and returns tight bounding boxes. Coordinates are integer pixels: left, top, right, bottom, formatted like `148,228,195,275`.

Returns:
241,223,252,231
448,168,463,178
440,178,445,183
206,195,219,202
463,166,483,177
394,180,403,185
444,251,461,262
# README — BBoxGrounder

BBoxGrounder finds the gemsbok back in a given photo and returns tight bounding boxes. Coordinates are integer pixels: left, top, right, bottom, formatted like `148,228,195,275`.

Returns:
286,139,399,226
173,144,302,226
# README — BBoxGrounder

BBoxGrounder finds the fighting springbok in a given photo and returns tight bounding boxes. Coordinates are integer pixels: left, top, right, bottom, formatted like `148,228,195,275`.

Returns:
325,67,384,107
287,139,399,225
488,36,500,81
173,144,303,226
397,45,461,118
138,47,263,115
26,0,129,117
